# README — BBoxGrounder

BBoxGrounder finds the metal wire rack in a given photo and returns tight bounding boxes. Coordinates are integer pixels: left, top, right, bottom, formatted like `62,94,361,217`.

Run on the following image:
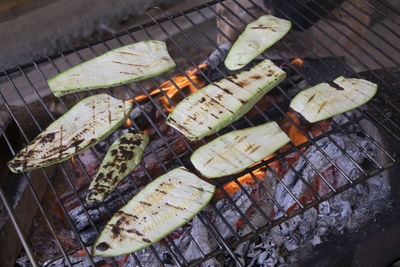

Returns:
0,0,399,266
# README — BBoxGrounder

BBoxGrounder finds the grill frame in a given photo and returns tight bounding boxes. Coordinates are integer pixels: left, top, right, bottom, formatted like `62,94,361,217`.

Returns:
0,0,399,266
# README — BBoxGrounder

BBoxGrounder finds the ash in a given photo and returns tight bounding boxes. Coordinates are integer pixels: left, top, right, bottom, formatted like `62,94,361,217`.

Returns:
129,124,391,266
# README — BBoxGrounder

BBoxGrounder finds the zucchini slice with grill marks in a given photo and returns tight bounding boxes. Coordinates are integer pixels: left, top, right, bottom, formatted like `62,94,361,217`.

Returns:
191,121,290,178
92,167,215,257
225,15,291,71
290,76,378,123
7,94,133,173
48,40,176,97
166,59,286,141
86,132,149,204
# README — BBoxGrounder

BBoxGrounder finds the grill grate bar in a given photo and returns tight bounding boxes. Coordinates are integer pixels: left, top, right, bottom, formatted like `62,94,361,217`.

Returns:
254,0,400,146
195,3,328,202
0,0,399,265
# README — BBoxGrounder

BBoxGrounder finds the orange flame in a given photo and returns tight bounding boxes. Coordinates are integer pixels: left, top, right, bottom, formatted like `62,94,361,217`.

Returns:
133,64,207,112
290,58,304,71
125,118,132,127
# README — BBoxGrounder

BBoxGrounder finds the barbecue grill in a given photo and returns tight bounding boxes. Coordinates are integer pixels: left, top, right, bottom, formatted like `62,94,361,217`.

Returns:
1,0,400,266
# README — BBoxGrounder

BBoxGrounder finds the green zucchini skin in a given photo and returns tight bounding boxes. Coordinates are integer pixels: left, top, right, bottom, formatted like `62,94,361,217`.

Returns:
7,94,133,173
225,15,291,71
290,76,378,123
86,132,149,204
166,59,286,141
48,40,176,97
190,121,290,178
92,167,215,257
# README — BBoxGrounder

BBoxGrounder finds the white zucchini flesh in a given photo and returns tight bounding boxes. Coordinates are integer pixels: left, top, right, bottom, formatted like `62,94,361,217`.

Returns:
166,59,286,141
48,40,176,97
86,132,149,204
92,167,215,257
7,94,133,173
225,15,291,71
190,121,290,178
290,76,378,123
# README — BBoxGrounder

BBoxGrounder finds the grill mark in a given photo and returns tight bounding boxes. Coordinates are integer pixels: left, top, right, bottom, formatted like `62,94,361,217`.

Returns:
120,71,138,75
165,202,185,210
92,99,96,135
117,51,139,56
59,126,63,159
142,238,152,243
168,118,193,135
225,77,244,88
126,228,143,236
95,242,110,251
139,201,152,206
244,144,253,152
211,113,219,119
317,101,328,113
155,188,167,194
205,156,214,164
328,81,345,91
250,145,261,154
112,60,149,67
108,97,112,126
308,94,316,103
188,185,213,193
236,135,247,144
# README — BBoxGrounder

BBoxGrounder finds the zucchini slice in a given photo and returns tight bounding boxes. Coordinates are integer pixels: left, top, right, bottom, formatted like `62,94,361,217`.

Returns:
290,76,378,123
86,132,149,204
48,40,176,97
7,94,133,173
190,121,290,178
166,59,286,140
224,15,291,71
92,167,215,257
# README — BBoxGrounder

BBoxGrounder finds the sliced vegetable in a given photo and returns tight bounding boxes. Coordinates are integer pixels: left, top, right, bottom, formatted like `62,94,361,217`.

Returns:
290,76,378,123
191,121,290,178
48,40,176,97
166,59,286,140
92,167,215,257
86,132,149,203
224,15,291,71
8,94,133,173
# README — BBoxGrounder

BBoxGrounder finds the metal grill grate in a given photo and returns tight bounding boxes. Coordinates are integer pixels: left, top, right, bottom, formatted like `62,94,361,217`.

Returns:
0,0,400,266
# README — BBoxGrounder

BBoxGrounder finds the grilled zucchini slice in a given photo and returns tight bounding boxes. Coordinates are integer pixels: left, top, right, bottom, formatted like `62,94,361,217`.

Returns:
225,15,291,71
86,132,149,203
7,94,133,173
166,59,286,140
92,167,215,257
290,76,378,123
48,40,176,97
191,121,290,178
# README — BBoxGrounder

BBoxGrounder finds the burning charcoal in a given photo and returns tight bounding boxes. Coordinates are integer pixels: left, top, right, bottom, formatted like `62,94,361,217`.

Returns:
213,185,254,239
274,134,376,215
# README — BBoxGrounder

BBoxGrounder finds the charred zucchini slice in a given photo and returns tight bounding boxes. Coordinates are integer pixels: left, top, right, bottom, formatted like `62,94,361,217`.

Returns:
290,76,378,123
92,167,215,257
166,59,286,141
225,15,291,71
7,94,133,173
86,132,149,203
191,121,290,178
48,40,176,97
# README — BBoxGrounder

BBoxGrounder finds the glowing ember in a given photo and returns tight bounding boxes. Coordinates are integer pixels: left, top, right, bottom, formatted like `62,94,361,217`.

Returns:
133,64,207,112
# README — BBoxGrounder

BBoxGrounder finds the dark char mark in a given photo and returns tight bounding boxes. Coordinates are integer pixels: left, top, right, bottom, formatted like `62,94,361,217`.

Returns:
95,242,110,251
328,81,345,91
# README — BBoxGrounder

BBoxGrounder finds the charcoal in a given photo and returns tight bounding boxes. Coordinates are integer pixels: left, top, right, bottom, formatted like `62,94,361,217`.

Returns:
274,133,376,214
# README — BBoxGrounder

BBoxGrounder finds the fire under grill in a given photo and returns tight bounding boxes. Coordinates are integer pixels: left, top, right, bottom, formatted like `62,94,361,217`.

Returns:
1,0,400,266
